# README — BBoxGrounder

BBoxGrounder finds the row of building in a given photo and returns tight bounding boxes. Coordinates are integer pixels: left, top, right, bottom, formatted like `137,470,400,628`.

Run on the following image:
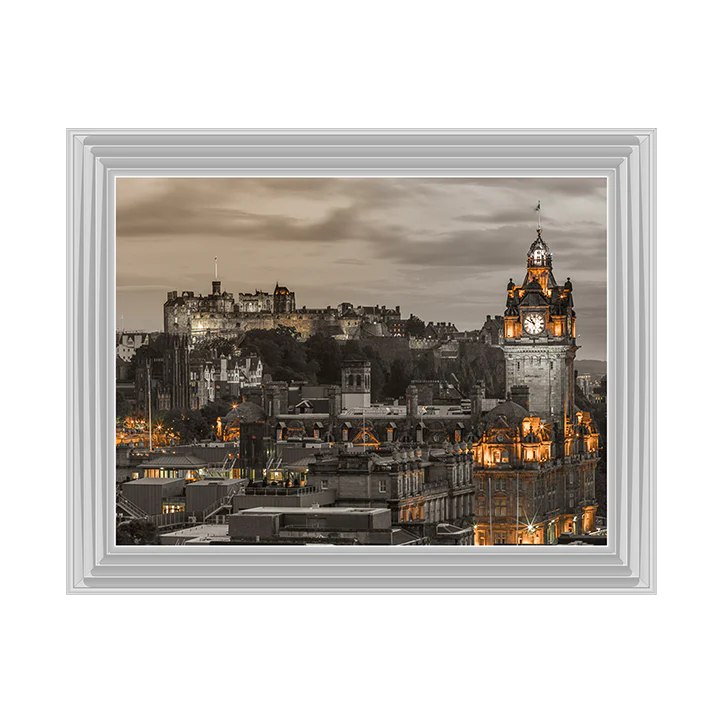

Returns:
161,278,505,344
117,226,603,545
118,442,476,545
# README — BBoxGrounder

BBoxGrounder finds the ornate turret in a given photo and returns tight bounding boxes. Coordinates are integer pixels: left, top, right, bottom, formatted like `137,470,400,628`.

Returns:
501,221,578,429
527,228,553,269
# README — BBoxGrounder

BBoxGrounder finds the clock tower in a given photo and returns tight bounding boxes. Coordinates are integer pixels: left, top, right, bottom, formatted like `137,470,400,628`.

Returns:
501,228,577,430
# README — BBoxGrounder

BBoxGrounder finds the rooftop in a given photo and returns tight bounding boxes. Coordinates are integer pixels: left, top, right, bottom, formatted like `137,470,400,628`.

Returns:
234,506,389,517
138,454,207,469
160,524,229,539
123,476,185,486
186,477,241,487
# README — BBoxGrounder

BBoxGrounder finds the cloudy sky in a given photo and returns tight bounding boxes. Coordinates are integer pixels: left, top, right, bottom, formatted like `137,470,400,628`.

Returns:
117,177,607,360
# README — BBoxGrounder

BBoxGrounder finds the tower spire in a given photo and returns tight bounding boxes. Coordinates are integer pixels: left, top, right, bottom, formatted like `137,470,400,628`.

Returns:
535,200,541,231
214,256,218,280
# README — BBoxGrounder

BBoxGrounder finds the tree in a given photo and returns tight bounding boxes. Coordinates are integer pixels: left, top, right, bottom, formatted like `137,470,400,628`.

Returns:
116,519,159,545
385,358,413,399
406,314,426,338
161,408,209,444
240,328,315,381
305,333,343,384
200,400,232,435
116,391,131,424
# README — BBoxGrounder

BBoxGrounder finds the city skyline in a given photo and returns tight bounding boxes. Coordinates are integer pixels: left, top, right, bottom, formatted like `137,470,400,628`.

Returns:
117,177,607,359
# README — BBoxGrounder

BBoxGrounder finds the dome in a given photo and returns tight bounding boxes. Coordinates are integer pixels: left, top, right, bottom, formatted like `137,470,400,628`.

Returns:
481,400,529,431
223,401,267,424
527,229,553,268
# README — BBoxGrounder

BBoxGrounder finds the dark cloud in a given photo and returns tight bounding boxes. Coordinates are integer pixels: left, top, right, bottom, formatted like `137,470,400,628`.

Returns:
117,177,607,359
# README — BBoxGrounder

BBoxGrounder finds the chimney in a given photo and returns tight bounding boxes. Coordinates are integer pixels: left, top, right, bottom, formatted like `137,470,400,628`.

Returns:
328,385,342,419
471,382,486,420
406,384,419,419
510,385,530,411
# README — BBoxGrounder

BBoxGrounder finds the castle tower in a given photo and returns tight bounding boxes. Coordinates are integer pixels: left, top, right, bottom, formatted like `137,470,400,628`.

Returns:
406,384,419,419
273,282,296,314
502,227,577,430
341,359,371,409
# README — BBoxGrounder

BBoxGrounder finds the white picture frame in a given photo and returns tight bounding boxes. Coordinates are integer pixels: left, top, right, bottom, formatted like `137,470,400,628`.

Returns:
67,128,655,593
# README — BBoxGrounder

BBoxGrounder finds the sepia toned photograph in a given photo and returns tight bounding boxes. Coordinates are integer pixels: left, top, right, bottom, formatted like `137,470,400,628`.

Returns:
115,177,607,546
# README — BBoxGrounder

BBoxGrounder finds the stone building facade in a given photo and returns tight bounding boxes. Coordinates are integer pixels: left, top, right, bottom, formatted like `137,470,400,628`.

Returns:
163,280,403,342
306,445,475,527
472,228,600,545
189,352,263,409
502,228,577,429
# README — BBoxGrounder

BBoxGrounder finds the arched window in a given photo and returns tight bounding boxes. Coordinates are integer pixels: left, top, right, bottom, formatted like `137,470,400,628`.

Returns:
356,374,362,387
347,374,353,387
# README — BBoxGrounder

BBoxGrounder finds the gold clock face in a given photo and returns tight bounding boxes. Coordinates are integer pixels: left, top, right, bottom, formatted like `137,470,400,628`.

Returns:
523,313,545,335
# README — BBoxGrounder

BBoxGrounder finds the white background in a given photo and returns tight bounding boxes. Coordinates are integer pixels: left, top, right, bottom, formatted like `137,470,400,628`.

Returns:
2,1,719,721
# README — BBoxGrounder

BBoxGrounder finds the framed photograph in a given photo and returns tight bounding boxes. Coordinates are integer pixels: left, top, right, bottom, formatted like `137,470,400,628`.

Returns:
67,128,655,593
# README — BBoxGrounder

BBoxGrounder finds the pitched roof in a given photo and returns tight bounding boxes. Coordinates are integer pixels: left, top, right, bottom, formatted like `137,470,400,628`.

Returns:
519,286,549,307
481,400,529,431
